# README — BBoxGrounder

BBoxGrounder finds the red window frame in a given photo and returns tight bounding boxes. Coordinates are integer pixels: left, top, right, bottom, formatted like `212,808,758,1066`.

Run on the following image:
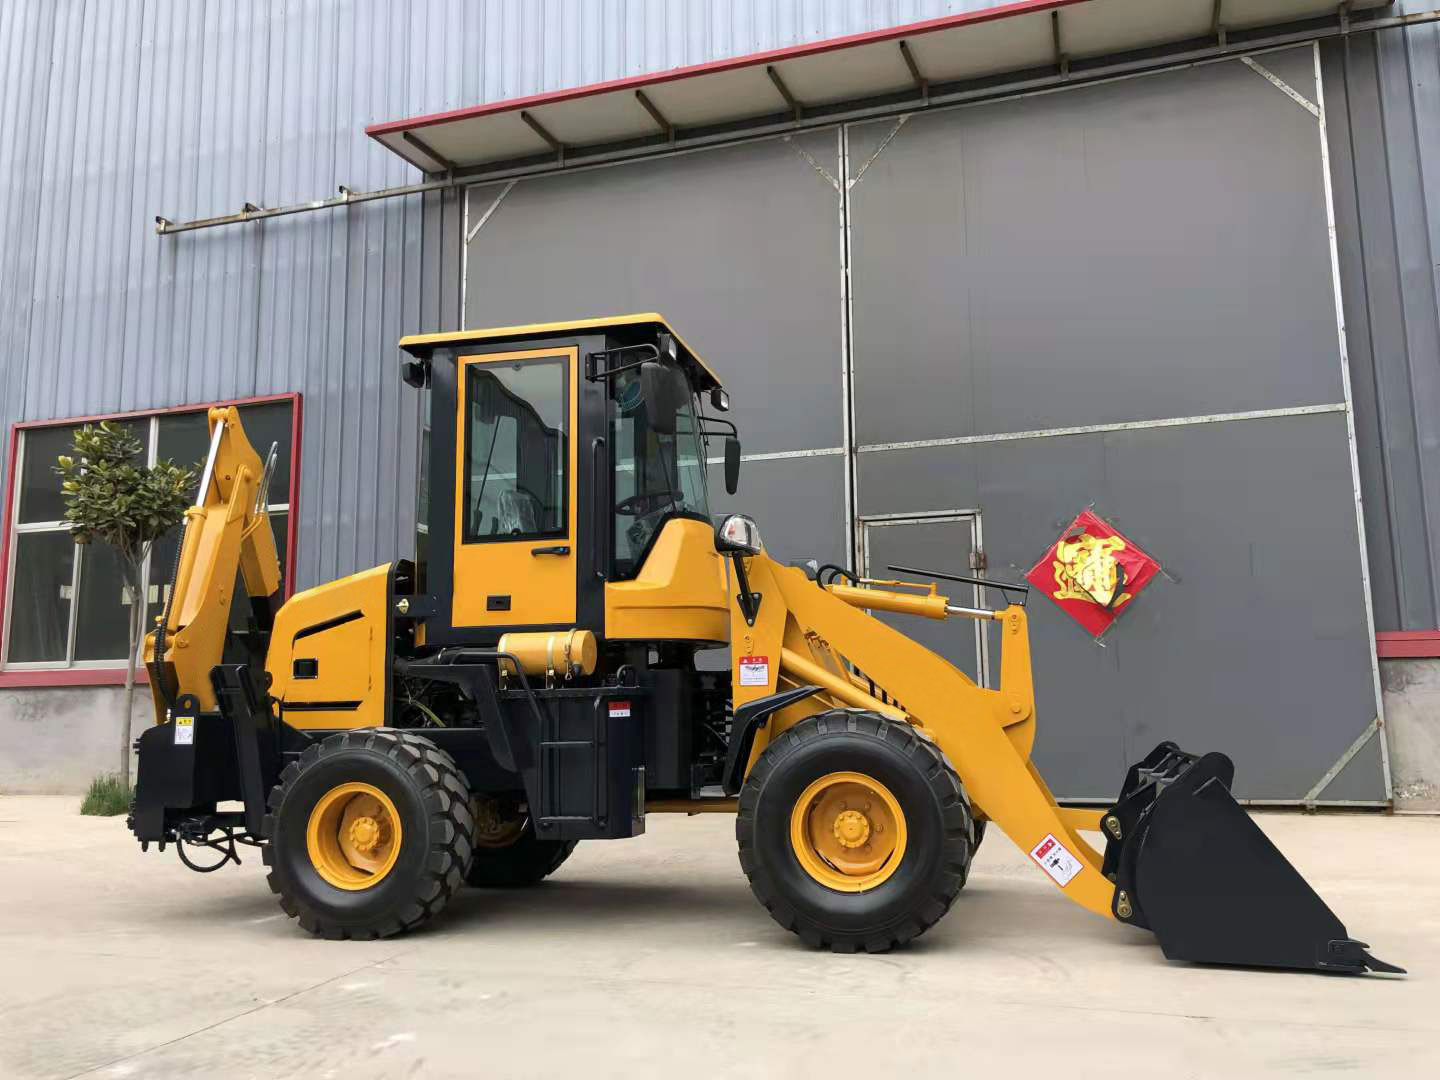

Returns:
0,392,302,688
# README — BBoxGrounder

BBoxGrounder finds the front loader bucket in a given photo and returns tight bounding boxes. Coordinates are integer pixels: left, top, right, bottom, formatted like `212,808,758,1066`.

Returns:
1100,743,1404,976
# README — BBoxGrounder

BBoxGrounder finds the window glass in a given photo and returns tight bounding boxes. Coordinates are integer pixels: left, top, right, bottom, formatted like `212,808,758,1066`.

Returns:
155,411,210,487
462,358,568,542
239,402,293,505
7,533,75,662
73,543,137,661
611,365,710,578
18,422,146,524
17,426,80,523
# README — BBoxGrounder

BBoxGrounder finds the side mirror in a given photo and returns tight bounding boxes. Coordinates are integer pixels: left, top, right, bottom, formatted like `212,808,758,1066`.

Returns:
724,436,740,495
637,361,679,435
715,513,762,555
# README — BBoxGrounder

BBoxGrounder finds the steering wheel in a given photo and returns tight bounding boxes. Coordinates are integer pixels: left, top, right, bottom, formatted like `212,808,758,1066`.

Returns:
615,491,676,516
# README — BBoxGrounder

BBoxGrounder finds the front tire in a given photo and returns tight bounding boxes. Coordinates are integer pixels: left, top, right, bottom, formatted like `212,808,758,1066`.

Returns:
737,710,972,953
262,730,475,939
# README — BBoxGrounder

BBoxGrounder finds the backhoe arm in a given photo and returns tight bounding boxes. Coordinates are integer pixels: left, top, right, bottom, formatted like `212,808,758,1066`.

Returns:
144,407,282,717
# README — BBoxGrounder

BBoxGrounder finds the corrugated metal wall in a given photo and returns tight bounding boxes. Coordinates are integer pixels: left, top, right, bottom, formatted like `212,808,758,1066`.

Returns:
0,0,1000,589
1325,1,1440,633
1,0,1437,618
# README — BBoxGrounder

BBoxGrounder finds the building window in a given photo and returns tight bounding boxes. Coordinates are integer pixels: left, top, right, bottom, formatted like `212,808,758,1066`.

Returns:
1,397,299,676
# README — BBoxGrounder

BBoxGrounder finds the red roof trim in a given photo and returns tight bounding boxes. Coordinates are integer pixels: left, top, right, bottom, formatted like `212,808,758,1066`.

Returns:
365,0,1087,139
1376,631,1440,659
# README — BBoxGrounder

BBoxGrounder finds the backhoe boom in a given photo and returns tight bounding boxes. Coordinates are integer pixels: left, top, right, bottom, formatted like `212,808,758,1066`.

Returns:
143,406,282,717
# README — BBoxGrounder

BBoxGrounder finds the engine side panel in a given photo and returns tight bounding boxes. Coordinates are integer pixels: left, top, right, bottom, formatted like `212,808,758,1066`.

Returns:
266,563,395,730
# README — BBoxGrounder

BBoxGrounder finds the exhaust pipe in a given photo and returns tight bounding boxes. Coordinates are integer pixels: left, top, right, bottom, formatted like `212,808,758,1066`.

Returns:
1101,742,1404,976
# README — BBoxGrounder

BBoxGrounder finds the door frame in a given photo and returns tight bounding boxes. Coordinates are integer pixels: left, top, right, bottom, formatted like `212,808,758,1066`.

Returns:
857,508,990,687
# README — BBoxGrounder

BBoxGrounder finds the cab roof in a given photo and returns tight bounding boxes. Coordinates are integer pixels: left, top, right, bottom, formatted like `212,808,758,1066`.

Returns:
398,313,721,391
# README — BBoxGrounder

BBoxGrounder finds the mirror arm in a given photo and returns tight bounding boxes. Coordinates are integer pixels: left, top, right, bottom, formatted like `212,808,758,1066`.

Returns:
585,343,660,382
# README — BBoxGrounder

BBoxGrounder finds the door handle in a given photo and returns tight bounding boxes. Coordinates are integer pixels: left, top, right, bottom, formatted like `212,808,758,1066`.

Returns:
531,545,570,556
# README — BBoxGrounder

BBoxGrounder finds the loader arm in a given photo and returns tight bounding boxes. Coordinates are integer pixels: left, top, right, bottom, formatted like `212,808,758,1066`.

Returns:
731,551,1116,918
143,406,282,718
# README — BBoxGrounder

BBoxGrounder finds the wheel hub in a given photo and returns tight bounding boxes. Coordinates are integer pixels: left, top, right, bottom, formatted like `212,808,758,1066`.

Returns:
832,809,871,849
789,771,908,893
348,815,382,854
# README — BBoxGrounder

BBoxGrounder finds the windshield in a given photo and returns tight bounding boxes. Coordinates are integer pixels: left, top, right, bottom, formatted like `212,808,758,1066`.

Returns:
611,363,710,578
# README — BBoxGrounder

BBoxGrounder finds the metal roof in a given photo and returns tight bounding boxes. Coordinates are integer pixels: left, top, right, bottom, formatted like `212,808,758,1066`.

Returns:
368,0,1391,177
400,313,722,390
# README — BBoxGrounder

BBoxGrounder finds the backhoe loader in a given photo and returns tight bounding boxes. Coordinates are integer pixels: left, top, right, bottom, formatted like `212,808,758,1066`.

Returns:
130,314,1401,973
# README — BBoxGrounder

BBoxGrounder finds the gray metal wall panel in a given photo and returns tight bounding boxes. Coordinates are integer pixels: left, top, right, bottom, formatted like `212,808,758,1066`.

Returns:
856,411,1382,800
1323,8,1440,632
710,454,848,570
1,0,991,589
848,51,1345,449
463,132,845,456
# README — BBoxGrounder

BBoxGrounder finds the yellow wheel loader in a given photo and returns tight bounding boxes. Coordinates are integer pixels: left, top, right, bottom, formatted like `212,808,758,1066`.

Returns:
130,314,1402,972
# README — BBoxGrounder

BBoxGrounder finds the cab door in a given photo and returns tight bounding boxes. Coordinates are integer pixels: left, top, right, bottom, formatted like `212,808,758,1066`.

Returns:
452,347,578,628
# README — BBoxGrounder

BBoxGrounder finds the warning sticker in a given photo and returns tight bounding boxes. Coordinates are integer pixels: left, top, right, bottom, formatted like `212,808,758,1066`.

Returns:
173,716,195,746
738,656,770,687
1030,833,1083,887
608,701,632,718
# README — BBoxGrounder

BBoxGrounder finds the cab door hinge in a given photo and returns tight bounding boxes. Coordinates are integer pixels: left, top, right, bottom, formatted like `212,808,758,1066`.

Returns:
969,549,987,572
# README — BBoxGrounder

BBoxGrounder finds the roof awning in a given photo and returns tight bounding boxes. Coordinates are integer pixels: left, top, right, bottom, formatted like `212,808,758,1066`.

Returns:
367,0,1390,178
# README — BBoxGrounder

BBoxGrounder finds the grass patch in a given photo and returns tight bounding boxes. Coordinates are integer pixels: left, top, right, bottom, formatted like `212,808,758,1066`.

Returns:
80,773,132,817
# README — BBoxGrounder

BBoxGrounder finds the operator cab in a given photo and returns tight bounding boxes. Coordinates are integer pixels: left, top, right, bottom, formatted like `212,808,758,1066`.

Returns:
398,314,738,650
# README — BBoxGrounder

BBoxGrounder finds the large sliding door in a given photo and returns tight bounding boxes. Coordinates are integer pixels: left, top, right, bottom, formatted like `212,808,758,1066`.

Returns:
459,46,1386,801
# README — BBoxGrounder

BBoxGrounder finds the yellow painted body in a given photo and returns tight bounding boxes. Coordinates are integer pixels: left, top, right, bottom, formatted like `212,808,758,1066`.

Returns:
728,549,1117,921
452,347,579,629
604,518,729,643
265,564,393,730
143,407,282,717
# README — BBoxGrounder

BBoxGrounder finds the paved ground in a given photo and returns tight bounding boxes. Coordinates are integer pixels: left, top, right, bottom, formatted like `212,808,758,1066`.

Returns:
1,796,1434,1079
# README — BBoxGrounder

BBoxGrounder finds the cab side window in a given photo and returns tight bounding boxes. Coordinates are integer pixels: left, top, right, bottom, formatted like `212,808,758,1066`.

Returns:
462,357,568,542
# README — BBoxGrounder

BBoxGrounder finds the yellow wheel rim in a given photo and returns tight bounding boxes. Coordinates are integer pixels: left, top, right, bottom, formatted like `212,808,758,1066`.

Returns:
306,782,403,891
472,796,526,849
789,771,907,892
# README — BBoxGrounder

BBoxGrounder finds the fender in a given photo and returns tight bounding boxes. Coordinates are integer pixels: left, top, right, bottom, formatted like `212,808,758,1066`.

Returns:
721,684,822,795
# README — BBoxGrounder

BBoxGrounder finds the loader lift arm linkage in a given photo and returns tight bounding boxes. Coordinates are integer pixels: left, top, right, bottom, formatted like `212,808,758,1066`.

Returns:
722,541,1403,975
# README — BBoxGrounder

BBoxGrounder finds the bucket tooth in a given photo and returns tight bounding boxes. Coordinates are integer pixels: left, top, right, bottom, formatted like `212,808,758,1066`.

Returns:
1102,743,1405,976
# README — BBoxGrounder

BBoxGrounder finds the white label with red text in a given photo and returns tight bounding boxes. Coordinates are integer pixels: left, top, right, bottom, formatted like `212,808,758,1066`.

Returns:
738,656,769,687
608,701,632,718
1029,833,1082,887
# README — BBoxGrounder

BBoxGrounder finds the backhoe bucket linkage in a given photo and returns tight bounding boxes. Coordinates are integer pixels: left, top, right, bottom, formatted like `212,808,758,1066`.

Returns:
1101,742,1404,975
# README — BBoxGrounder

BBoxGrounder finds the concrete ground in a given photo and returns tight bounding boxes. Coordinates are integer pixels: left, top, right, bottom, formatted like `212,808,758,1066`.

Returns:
1,797,1434,1080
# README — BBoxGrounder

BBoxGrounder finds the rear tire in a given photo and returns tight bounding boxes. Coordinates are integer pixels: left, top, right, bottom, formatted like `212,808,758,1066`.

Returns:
262,729,475,940
466,823,576,887
466,798,576,887
737,710,972,953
